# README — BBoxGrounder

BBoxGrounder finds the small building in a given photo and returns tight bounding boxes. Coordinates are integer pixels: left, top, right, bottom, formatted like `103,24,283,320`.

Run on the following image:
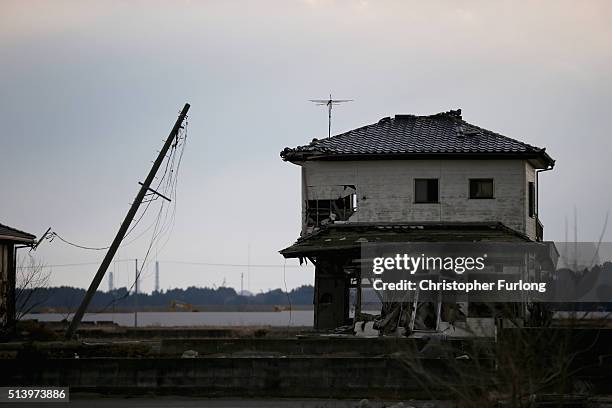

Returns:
0,223,36,329
279,109,555,330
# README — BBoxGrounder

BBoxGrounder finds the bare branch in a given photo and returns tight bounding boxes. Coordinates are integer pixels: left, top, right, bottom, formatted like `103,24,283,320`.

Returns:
15,254,50,320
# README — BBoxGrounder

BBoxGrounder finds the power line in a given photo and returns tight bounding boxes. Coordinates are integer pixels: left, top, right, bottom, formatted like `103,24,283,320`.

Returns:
17,259,309,269
16,259,135,269
50,232,110,251
43,127,187,254
159,261,307,268
95,121,189,314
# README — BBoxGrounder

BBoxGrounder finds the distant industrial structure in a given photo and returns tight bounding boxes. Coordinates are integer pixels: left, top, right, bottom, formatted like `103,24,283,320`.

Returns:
155,261,160,293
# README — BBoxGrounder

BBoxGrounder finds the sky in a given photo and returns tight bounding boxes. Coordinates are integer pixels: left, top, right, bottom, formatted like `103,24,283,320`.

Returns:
1,0,611,294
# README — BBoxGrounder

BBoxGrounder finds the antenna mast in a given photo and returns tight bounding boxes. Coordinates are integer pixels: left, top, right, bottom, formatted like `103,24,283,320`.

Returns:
309,94,353,138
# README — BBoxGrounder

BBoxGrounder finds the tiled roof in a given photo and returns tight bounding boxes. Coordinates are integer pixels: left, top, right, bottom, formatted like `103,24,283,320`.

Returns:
0,222,36,243
281,109,554,167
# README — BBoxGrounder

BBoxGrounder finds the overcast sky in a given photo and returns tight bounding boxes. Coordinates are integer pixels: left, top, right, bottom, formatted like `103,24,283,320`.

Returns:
1,0,611,293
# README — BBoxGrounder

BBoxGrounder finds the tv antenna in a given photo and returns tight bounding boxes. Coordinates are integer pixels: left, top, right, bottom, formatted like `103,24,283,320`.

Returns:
309,94,353,138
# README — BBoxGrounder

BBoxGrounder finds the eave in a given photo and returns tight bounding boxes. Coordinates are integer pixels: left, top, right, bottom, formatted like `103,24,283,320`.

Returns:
0,235,36,244
281,150,555,169
280,222,531,259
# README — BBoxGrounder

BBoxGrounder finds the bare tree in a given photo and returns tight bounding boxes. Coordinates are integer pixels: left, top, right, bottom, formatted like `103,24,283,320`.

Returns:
14,253,50,320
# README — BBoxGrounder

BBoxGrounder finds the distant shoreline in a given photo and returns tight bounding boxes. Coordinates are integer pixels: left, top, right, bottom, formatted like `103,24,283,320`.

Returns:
23,309,315,327
28,304,314,314
19,285,315,314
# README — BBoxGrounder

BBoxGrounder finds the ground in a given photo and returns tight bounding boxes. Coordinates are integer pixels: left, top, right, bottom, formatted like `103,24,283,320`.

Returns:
14,397,454,408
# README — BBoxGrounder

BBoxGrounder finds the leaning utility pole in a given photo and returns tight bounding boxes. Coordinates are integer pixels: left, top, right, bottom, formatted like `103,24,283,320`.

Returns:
65,103,190,339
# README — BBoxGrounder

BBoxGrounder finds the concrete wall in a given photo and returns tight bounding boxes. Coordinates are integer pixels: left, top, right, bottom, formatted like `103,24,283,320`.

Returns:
302,159,535,239
0,356,465,399
160,337,427,356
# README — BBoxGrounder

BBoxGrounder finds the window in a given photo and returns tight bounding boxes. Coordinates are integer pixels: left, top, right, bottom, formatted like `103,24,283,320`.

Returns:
414,179,439,203
469,179,494,199
528,181,535,218
306,193,357,228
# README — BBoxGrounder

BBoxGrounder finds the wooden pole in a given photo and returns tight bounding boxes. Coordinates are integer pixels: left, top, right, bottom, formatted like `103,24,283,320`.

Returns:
65,103,190,338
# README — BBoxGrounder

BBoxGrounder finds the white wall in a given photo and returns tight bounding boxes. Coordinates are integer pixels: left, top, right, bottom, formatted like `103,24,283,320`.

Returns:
301,159,535,239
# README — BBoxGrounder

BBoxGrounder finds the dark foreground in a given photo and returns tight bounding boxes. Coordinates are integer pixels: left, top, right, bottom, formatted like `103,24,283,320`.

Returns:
9,397,612,408
10,397,454,408
1,325,612,405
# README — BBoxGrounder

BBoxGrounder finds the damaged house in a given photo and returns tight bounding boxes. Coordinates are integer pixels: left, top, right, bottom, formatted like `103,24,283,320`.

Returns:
0,223,36,330
279,109,555,332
